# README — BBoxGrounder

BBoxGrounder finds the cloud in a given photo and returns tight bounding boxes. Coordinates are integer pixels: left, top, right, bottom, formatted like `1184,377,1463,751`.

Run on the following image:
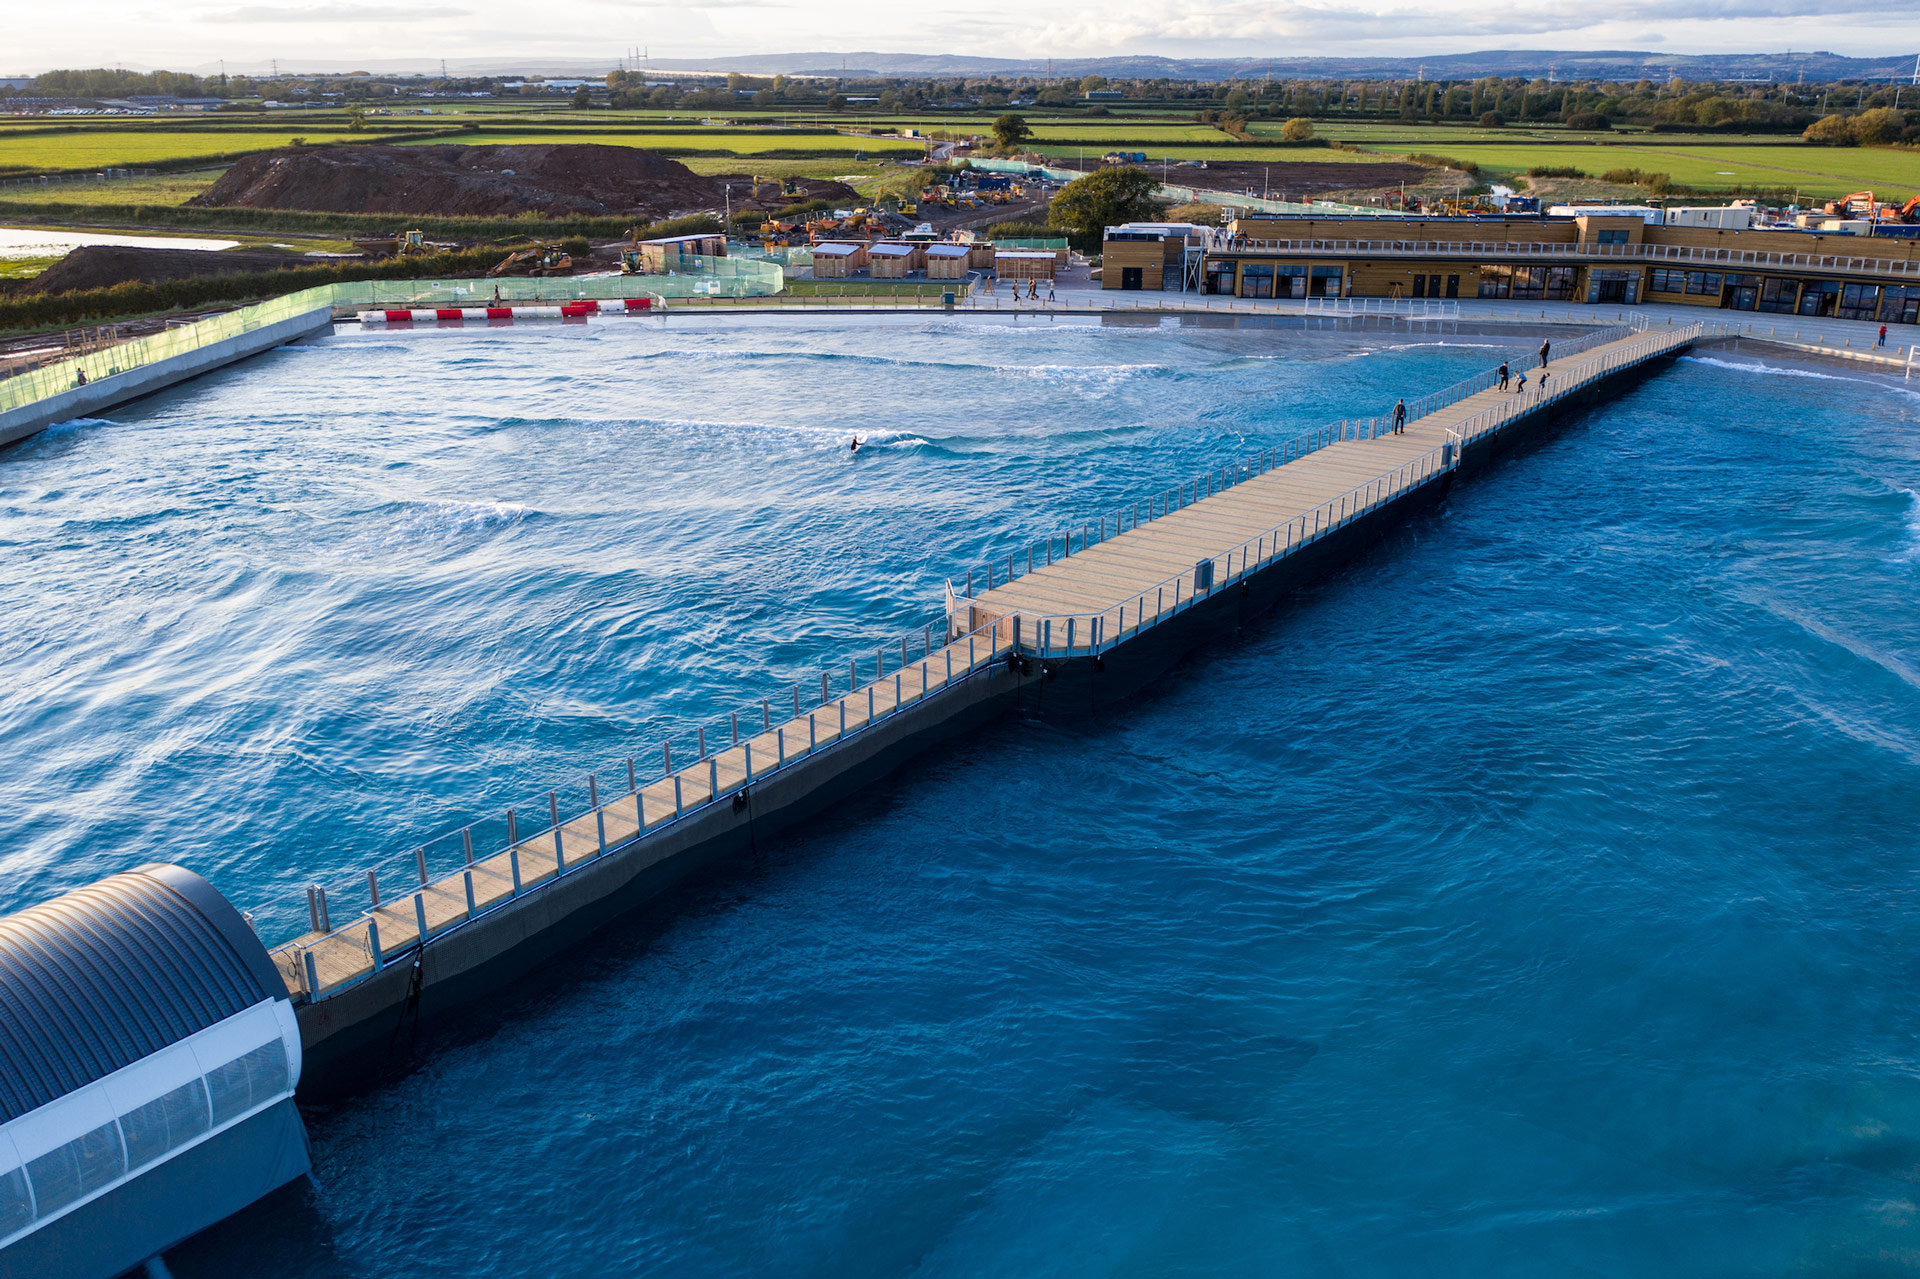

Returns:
583,0,785,7
201,4,471,21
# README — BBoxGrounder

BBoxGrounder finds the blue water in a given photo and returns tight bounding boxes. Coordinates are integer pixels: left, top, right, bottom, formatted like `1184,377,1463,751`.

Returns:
6,316,1920,1274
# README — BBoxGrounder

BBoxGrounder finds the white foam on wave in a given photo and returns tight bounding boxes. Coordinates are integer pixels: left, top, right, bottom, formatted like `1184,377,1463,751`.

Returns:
1009,362,1166,385
1900,489,1920,562
1680,354,1920,402
381,498,530,545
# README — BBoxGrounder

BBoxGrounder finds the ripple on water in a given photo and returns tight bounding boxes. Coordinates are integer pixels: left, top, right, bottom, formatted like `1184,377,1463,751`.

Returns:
5,319,1920,1276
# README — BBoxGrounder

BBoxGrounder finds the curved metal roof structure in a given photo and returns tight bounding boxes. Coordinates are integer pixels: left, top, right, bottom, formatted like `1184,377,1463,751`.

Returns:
0,864,284,1124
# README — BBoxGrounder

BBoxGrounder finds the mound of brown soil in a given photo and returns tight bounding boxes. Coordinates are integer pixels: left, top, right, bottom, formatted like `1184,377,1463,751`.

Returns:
20,245,312,295
190,144,727,220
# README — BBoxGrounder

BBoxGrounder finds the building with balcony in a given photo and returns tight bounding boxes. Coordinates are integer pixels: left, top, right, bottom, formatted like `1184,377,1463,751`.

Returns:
1102,213,1920,325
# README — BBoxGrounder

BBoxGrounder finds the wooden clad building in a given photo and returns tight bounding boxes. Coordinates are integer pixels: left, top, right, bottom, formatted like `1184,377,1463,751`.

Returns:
924,243,975,279
810,241,870,278
994,249,1058,281
1114,212,1920,324
637,232,729,272
867,242,925,279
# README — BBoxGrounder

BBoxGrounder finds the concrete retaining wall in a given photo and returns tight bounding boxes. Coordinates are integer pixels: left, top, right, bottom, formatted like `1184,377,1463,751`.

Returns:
0,307,334,449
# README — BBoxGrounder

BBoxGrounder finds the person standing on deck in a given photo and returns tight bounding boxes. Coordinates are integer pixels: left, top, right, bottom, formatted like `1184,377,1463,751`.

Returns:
1393,399,1407,434
1880,325,1890,348
1539,338,1551,366
1538,369,1550,396
1498,361,1511,391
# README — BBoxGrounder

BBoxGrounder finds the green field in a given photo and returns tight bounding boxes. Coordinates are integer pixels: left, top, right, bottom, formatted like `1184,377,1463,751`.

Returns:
5,109,1913,208
0,130,367,171
1031,142,1400,166
397,129,923,156
0,171,219,206
1352,140,1920,196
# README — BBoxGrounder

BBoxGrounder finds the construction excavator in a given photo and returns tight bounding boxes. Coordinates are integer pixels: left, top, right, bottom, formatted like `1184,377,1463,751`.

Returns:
349,228,434,259
488,245,573,277
1819,190,1920,224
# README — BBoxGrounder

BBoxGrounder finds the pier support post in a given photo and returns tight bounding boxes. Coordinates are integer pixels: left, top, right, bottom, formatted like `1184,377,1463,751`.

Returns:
591,774,605,854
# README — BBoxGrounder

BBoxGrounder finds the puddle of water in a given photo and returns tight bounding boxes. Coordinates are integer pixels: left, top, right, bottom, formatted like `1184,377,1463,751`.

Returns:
0,227,241,258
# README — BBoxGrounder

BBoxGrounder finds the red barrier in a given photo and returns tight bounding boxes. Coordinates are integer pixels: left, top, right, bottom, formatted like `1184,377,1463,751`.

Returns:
486,307,514,320
559,302,595,317
435,308,464,321
383,310,415,323
623,298,653,311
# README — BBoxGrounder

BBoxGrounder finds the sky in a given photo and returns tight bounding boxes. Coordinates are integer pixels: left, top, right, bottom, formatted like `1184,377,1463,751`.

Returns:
8,0,1920,74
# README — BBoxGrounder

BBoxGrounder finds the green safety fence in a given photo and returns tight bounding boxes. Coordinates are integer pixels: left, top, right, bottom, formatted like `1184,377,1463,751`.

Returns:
1,257,787,417
0,284,336,416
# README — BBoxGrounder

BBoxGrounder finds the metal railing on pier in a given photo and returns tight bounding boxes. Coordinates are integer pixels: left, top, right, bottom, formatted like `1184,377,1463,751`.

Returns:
268,610,1021,1000
946,320,1645,598
947,325,1700,661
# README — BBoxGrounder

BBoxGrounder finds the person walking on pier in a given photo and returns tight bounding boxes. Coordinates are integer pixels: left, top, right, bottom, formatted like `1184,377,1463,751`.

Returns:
1539,338,1551,366
1498,361,1511,391
1392,398,1407,434
1880,324,1890,349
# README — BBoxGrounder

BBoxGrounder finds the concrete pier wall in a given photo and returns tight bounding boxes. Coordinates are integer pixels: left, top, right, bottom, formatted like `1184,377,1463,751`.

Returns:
0,307,333,449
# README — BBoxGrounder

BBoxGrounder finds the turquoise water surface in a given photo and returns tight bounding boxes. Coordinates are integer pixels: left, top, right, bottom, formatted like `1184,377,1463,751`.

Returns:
4,314,1920,1274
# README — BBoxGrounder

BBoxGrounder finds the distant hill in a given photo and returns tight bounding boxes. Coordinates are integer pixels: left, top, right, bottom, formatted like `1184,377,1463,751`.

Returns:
163,48,1917,83
637,49,1916,82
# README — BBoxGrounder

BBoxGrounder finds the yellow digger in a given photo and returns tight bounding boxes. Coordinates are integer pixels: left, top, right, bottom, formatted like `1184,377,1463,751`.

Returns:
489,245,573,278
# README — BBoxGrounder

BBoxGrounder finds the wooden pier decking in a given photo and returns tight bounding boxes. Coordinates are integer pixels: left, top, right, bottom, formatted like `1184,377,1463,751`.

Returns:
272,322,1700,1009
958,327,1694,647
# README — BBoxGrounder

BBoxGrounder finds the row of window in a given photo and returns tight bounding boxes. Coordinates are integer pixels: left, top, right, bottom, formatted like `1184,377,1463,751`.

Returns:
1649,269,1725,296
0,1039,289,1241
1204,261,1343,299
1478,265,1579,301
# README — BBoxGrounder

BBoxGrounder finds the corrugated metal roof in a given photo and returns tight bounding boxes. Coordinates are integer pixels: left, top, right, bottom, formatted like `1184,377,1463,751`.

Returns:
869,243,915,256
0,865,282,1123
924,245,971,256
812,243,863,255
